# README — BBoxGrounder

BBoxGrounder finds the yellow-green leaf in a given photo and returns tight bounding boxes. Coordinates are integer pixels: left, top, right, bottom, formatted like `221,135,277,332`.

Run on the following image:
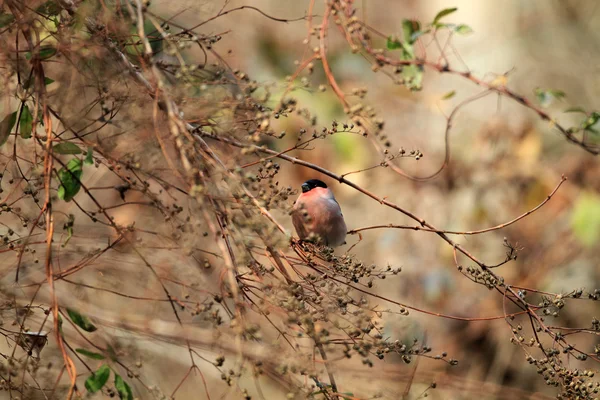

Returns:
433,7,458,25
534,88,566,108
402,19,421,44
386,36,402,50
564,106,586,114
455,24,473,35
442,90,456,100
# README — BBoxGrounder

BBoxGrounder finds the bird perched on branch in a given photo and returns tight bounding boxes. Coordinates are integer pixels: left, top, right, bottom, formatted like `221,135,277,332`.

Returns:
292,179,347,247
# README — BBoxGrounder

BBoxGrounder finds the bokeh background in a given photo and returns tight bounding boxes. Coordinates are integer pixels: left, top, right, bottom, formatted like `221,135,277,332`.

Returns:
167,1,600,398
1,0,600,399
171,0,600,397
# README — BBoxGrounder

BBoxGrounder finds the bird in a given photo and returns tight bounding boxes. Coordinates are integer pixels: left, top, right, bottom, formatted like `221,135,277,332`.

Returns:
291,179,347,247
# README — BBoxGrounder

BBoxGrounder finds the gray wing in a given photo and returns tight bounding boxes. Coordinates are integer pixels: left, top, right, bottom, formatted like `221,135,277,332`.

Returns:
291,204,310,240
331,197,344,217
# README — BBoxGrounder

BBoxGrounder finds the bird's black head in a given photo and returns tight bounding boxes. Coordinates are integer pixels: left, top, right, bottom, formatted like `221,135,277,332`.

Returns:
301,179,328,193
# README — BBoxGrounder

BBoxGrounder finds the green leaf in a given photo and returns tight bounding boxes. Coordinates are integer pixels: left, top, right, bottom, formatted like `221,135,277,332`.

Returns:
433,7,458,25
76,348,105,360
85,364,110,393
395,34,422,91
581,112,600,133
0,12,15,28
400,42,415,60
386,36,402,50
53,142,82,154
23,76,54,90
455,24,473,35
402,19,421,44
402,64,423,91
410,29,428,42
144,19,163,55
25,47,57,60
40,47,57,59
564,106,586,114
534,88,566,107
85,147,94,164
57,159,83,202
125,19,163,56
571,192,600,248
550,89,565,100
114,374,134,400
66,307,96,332
19,105,33,139
0,111,17,146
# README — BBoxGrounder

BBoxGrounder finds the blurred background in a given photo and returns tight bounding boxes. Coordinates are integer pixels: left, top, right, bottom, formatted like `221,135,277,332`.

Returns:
1,0,600,399
166,1,600,397
168,1,600,398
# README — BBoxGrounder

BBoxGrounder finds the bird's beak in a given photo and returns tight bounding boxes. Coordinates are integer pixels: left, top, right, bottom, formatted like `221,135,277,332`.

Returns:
301,183,310,193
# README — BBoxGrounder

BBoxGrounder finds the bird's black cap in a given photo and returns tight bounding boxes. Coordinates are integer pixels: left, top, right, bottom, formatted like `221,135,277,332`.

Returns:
301,179,327,193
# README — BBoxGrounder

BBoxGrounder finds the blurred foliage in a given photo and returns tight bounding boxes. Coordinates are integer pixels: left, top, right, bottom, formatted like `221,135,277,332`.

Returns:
571,191,600,247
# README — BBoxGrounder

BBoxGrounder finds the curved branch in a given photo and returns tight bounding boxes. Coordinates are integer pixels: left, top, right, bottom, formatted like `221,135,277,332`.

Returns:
349,175,567,236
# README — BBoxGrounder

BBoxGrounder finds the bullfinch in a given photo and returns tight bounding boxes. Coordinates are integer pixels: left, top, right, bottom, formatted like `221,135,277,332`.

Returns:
292,179,347,247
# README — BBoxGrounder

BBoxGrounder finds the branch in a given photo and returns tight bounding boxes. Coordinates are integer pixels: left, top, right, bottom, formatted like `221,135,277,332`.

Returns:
348,175,567,236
